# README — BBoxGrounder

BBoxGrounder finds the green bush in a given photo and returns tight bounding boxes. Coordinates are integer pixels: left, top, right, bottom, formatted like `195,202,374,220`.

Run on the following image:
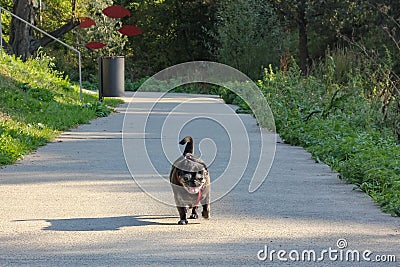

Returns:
210,0,285,79
262,65,400,216
218,53,400,216
125,76,149,91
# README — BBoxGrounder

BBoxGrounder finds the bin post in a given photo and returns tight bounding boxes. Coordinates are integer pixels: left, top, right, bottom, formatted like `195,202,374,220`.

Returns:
98,57,104,101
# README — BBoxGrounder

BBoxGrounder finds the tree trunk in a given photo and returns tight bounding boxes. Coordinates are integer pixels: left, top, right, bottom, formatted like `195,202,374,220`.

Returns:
9,0,35,61
297,1,310,75
7,0,79,61
72,0,77,18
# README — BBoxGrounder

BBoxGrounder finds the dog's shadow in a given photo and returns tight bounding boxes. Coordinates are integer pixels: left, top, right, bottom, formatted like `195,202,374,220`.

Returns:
14,215,188,231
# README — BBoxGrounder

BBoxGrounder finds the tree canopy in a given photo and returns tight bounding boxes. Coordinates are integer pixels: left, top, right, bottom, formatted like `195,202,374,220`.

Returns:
0,0,399,79
1,0,79,60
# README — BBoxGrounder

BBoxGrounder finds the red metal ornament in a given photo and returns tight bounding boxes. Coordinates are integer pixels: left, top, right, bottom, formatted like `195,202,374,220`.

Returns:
78,17,96,28
85,42,107,49
102,5,131,18
118,25,142,36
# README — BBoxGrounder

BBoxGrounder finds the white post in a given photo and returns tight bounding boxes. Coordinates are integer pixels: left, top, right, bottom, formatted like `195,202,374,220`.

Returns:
78,51,83,100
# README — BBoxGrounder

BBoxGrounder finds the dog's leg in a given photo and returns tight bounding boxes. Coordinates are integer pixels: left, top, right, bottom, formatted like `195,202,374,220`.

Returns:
202,204,210,219
189,206,199,219
201,187,210,219
177,207,188,225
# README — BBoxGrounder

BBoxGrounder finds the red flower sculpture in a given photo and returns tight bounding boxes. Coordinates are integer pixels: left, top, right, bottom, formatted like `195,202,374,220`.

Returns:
82,6,142,50
118,25,142,36
85,42,107,49
78,17,96,28
102,5,131,18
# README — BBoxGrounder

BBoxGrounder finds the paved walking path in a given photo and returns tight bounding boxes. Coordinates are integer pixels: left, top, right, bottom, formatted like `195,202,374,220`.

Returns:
0,92,398,266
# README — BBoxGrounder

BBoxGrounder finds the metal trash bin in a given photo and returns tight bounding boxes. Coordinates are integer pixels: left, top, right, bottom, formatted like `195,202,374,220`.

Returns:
98,56,125,100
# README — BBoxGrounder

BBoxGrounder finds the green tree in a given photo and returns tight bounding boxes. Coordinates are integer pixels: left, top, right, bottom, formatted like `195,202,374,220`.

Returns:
211,0,284,79
124,0,216,78
1,0,79,61
76,0,127,57
269,0,394,74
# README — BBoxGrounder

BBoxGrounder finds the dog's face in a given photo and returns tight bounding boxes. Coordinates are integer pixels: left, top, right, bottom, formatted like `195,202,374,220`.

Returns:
171,153,209,194
176,168,207,194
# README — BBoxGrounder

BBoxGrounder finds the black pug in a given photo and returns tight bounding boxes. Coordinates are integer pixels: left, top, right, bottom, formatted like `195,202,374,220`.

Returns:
169,136,210,225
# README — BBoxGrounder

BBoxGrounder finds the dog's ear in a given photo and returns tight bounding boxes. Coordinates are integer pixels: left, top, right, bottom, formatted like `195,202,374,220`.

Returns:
179,136,193,155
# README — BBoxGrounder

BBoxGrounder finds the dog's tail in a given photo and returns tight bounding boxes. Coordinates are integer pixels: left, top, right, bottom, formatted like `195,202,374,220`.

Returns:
179,136,194,155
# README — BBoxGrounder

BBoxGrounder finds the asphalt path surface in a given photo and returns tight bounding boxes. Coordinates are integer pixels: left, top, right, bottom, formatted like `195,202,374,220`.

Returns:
0,92,399,266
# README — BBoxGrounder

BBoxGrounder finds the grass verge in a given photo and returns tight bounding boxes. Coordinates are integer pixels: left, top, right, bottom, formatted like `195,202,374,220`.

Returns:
263,67,400,216
0,51,123,165
221,64,400,216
